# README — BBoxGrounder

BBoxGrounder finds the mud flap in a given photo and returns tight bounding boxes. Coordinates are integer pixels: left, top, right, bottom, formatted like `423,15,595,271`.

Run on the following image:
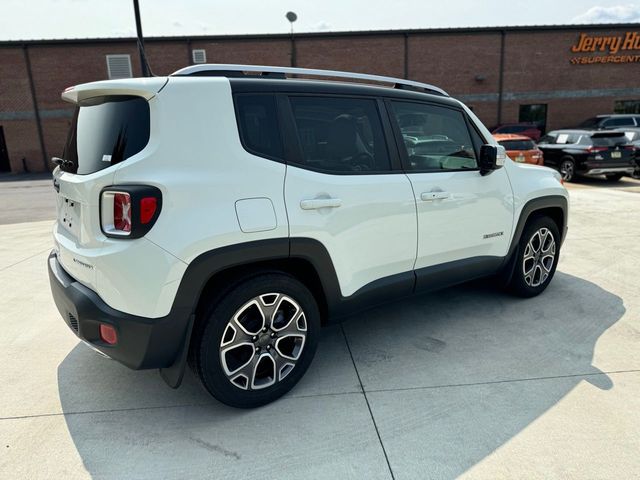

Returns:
159,314,195,389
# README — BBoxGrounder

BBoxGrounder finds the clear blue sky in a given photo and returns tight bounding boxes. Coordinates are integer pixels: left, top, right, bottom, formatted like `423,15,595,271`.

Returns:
2,0,640,40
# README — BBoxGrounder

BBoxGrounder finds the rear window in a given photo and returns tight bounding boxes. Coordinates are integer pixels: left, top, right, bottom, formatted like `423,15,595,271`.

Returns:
62,95,150,174
591,133,629,147
498,139,535,151
496,125,526,133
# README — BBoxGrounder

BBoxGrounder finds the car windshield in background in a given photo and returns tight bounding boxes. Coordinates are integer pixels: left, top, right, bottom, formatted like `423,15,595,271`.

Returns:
499,139,535,150
62,95,150,175
578,117,600,128
591,133,629,147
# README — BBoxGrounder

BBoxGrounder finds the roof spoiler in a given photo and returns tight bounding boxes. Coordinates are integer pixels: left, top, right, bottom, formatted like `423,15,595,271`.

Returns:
61,77,168,104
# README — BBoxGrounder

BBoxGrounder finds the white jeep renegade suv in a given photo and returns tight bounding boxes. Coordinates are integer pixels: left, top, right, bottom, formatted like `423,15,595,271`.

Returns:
48,64,568,408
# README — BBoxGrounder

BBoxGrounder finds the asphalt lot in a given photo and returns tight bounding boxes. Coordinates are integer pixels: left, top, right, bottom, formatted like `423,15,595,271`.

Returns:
1,173,639,479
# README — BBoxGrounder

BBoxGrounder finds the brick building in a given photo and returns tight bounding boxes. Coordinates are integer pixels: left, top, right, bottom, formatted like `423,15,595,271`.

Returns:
1,23,639,173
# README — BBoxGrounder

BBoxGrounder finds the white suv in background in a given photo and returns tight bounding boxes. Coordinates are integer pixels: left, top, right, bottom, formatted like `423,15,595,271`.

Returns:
49,65,568,408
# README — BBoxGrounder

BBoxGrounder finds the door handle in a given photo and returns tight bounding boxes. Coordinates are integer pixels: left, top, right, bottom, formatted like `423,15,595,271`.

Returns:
420,191,450,202
300,198,342,210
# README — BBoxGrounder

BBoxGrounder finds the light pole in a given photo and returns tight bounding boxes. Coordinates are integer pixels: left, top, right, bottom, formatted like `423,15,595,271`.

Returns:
286,11,297,68
133,0,150,77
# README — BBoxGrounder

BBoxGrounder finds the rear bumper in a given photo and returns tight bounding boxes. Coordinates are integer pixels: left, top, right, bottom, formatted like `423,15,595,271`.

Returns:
584,166,635,175
48,251,190,370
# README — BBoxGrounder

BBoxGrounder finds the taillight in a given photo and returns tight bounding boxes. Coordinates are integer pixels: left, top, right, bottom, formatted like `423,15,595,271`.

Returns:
587,146,608,153
100,185,162,239
140,197,158,224
113,193,132,232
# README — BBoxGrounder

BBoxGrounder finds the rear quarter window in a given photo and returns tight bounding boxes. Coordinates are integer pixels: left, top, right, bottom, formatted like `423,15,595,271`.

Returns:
62,95,150,175
234,94,284,161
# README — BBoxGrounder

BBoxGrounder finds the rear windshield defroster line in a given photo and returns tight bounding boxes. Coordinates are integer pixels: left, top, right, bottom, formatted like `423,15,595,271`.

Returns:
61,95,150,175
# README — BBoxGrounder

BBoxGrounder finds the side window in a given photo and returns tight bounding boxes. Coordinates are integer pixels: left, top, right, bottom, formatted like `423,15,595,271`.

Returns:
603,117,634,128
391,101,478,171
235,94,283,160
289,96,391,173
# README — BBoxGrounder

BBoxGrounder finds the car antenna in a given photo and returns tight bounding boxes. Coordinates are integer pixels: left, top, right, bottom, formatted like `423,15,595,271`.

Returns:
133,0,155,77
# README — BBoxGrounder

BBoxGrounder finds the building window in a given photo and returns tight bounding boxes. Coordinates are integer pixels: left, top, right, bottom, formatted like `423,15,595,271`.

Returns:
106,54,132,79
519,104,547,133
614,100,640,114
192,49,207,64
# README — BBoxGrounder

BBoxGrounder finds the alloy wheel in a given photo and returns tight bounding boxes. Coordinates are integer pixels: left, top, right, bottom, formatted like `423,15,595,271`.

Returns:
560,160,574,182
219,293,307,390
522,227,556,288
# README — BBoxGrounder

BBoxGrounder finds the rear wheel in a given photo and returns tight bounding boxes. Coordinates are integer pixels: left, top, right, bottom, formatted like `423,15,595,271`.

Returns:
506,216,560,298
192,273,320,408
605,173,623,182
559,158,575,182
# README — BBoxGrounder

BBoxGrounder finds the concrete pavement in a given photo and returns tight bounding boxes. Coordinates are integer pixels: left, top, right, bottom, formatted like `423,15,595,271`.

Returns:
0,176,639,479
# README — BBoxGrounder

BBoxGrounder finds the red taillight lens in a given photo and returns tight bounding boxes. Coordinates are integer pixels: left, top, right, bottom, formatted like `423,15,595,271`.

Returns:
113,193,132,232
99,324,118,345
587,146,607,153
140,197,157,224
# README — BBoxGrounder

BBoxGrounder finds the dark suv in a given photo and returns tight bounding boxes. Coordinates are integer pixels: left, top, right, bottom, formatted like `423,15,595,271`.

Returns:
578,114,640,130
538,130,636,182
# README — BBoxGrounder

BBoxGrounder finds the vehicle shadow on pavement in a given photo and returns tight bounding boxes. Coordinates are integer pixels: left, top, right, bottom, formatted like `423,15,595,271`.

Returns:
56,271,624,479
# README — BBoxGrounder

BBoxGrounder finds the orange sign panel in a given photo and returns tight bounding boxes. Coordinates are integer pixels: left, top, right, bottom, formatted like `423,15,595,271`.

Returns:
570,32,640,64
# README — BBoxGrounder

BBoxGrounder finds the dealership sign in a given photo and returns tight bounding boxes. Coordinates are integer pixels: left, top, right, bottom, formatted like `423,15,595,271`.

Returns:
570,32,640,64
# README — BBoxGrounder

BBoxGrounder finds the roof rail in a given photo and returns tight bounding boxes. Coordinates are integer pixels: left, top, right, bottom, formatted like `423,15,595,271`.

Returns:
171,64,448,97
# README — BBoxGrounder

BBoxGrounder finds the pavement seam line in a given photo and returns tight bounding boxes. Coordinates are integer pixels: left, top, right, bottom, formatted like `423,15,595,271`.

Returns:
340,322,396,480
0,247,51,273
365,368,640,395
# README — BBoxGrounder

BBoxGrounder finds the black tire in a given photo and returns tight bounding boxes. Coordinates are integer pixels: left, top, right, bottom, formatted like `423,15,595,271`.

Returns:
506,216,561,298
605,173,623,182
559,158,575,182
631,168,640,180
192,273,320,408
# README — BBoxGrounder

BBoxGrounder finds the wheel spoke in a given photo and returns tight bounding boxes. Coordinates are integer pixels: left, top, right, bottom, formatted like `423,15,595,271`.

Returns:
251,353,277,390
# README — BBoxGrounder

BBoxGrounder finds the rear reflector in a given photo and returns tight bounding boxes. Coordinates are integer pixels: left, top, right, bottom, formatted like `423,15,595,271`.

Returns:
113,193,132,232
99,324,118,345
140,197,158,224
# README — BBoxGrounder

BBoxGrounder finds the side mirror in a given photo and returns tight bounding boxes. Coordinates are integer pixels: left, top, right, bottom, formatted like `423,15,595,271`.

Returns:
479,144,506,175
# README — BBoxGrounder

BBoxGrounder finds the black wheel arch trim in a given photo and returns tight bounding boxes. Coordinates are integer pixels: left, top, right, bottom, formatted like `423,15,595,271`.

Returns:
498,195,568,286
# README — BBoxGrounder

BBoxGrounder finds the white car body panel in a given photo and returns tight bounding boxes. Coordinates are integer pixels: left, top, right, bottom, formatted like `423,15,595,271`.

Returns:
408,168,514,269
284,166,417,297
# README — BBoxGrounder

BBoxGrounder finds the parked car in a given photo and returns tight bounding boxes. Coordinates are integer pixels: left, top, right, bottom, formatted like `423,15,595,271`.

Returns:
48,64,568,408
491,123,542,141
577,114,640,130
493,134,544,165
538,129,636,182
620,128,640,179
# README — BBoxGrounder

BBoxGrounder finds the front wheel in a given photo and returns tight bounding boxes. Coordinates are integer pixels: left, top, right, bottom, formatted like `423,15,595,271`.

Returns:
192,273,320,408
506,216,561,298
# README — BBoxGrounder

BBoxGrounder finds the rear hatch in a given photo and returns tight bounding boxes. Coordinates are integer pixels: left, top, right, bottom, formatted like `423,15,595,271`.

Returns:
589,131,635,166
52,79,165,287
498,138,542,165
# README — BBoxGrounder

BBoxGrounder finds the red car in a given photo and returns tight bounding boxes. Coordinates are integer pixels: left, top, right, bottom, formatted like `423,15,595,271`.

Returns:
492,123,542,142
